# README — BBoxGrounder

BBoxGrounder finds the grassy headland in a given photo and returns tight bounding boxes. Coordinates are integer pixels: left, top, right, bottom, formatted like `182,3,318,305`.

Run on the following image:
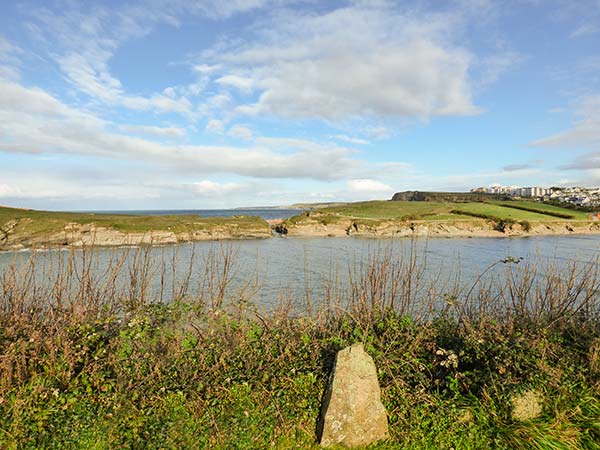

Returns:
277,199,597,237
0,245,599,448
0,206,270,250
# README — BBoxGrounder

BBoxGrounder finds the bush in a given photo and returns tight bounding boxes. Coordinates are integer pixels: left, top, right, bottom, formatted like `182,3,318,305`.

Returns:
519,220,531,231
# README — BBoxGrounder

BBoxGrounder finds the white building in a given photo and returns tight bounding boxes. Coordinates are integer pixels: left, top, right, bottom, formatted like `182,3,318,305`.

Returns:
472,185,549,197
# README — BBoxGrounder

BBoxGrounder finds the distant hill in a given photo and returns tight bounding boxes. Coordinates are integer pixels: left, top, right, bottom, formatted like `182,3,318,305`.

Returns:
289,201,350,209
391,191,509,202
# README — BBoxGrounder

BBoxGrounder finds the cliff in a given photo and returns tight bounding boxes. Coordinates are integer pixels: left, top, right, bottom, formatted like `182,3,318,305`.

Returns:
276,212,600,238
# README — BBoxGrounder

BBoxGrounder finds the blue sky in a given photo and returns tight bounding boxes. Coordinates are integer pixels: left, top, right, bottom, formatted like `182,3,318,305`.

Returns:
0,0,599,210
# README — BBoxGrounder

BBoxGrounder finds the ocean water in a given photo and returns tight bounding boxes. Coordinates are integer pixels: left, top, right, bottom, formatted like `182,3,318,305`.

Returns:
1,234,599,310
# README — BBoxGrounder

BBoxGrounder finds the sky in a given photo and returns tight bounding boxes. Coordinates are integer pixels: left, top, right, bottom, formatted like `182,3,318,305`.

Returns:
0,0,599,210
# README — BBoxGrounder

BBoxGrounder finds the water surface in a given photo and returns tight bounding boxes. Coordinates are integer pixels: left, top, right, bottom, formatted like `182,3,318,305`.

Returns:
1,235,599,309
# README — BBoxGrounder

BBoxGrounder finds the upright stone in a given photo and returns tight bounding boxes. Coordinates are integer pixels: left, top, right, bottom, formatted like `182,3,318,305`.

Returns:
317,343,389,447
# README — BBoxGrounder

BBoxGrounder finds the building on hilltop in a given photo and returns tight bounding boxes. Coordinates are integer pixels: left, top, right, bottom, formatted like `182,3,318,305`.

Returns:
471,185,600,208
471,186,550,198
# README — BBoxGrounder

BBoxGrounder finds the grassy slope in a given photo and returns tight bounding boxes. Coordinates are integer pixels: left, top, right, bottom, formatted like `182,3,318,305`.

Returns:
451,203,561,221
0,206,269,237
314,200,456,219
490,200,591,220
287,200,592,225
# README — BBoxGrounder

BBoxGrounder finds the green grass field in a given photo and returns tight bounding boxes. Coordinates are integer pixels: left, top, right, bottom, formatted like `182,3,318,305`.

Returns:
315,200,453,219
451,203,562,221
490,200,590,220
0,206,269,238
289,199,593,224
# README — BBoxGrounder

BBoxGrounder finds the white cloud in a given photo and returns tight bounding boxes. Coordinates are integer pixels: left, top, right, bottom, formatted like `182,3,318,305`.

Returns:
476,51,523,88
347,179,393,193
0,80,362,181
164,80,207,99
190,180,243,196
0,36,22,81
119,125,187,138
163,87,177,98
0,172,161,201
174,0,273,20
0,65,20,81
0,79,104,125
228,124,253,139
123,94,192,113
22,1,251,115
502,164,534,172
363,126,392,140
0,37,21,58
205,119,225,134
531,119,600,149
361,161,413,179
21,1,506,125
570,23,599,38
334,135,370,145
193,64,221,74
58,52,193,114
203,4,480,121
0,184,22,198
254,136,355,154
198,93,232,116
530,95,600,149
216,74,255,92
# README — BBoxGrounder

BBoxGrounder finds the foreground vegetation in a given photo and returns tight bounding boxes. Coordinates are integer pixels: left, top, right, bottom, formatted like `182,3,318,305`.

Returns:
1,245,599,448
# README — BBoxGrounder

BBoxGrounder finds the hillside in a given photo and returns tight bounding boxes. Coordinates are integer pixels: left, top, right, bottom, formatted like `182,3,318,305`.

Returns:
0,206,271,250
277,199,598,237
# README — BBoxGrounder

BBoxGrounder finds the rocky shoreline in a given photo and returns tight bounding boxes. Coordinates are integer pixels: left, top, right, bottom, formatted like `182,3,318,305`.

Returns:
271,217,600,238
2,218,600,251
0,220,271,251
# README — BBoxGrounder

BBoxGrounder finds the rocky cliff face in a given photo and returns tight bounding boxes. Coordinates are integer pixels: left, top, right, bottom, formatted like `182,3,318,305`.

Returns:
3,216,598,250
279,217,600,238
0,220,271,251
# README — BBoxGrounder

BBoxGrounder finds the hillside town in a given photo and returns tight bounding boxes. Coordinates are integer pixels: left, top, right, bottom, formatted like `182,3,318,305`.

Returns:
471,185,600,207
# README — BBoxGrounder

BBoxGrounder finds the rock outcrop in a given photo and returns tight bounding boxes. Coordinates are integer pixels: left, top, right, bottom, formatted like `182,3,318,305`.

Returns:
318,343,388,448
0,221,271,251
277,217,600,238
